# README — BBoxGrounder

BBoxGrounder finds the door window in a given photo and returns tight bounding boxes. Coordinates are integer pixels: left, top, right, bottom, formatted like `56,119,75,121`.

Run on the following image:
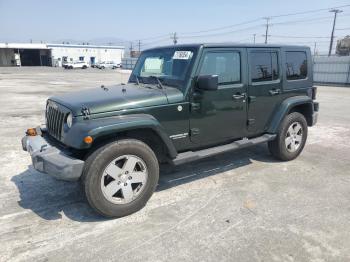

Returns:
199,52,241,85
286,51,307,80
250,51,279,82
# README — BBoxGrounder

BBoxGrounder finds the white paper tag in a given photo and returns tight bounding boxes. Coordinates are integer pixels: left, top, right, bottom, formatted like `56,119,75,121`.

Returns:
173,51,193,60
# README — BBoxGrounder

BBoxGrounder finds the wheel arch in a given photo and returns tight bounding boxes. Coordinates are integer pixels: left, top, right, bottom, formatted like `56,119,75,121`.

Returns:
267,96,314,133
64,114,178,160
91,128,175,163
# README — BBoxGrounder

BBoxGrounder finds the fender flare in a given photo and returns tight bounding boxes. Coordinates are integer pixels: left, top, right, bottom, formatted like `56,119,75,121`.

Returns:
63,114,178,158
267,96,314,134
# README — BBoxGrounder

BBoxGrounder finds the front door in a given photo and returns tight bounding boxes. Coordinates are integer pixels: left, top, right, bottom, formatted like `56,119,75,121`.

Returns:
247,49,282,134
190,48,247,146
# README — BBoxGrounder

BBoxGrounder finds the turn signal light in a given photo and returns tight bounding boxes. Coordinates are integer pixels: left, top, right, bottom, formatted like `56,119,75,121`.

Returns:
26,128,37,136
84,136,93,144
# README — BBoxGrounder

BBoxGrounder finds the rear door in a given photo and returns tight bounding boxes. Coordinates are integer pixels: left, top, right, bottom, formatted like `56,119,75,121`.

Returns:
189,48,247,146
247,48,283,134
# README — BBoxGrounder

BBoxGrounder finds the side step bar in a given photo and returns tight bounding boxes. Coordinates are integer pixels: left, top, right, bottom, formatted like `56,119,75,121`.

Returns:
171,134,276,166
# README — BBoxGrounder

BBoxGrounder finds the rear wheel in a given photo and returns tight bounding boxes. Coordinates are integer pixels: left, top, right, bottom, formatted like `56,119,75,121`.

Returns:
82,139,159,218
268,112,308,161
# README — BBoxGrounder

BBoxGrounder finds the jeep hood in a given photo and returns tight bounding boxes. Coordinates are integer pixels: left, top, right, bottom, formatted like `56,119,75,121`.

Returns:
50,83,184,116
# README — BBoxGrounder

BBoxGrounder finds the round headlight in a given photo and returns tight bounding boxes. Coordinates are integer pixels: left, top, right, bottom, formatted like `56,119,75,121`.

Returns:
66,113,73,128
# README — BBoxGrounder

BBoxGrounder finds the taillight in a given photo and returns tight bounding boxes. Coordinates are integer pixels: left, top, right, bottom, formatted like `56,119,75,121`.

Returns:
308,87,317,100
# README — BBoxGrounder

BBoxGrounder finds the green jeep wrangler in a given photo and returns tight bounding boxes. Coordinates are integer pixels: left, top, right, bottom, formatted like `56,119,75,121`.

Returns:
22,44,319,217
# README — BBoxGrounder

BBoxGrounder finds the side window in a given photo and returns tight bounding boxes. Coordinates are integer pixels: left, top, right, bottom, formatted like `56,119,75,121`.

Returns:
251,51,279,82
286,51,307,80
200,52,241,84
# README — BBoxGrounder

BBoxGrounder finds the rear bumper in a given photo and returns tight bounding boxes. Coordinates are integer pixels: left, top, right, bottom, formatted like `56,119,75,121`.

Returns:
312,112,318,126
22,129,84,181
312,101,319,126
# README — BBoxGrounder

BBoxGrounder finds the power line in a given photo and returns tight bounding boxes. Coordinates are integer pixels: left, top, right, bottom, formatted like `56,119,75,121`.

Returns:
179,18,261,35
179,25,262,39
269,4,350,18
128,4,350,49
271,15,334,26
269,35,329,39
177,4,350,36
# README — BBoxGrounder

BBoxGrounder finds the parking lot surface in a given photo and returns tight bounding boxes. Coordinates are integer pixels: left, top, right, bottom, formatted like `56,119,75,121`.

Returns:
0,67,349,262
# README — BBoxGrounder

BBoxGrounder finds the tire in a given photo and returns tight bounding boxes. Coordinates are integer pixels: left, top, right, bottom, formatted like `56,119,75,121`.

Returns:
268,112,308,161
82,65,87,69
82,139,159,218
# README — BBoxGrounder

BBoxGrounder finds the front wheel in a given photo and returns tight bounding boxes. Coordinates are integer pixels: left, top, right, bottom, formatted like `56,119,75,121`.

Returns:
82,139,159,218
268,112,308,161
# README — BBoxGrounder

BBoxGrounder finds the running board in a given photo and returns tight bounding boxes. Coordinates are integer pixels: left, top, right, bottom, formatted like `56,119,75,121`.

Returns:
171,134,276,166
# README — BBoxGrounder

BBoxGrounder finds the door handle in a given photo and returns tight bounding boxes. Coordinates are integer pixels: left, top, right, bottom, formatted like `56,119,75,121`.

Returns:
232,93,246,100
269,89,281,96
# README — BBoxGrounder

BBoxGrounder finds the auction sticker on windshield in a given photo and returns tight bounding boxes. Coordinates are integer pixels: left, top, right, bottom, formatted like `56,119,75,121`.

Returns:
173,51,193,60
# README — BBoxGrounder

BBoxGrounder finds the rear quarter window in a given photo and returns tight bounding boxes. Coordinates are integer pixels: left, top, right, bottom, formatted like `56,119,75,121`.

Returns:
286,51,307,80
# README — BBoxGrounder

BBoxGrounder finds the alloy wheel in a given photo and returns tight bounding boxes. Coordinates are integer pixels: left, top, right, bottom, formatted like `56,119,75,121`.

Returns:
285,122,303,152
101,155,148,204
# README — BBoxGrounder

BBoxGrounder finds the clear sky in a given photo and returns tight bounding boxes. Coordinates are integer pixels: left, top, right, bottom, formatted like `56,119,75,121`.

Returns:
0,0,349,54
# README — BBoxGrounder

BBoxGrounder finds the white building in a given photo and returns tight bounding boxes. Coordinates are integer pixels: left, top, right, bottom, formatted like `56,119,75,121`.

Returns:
0,43,124,67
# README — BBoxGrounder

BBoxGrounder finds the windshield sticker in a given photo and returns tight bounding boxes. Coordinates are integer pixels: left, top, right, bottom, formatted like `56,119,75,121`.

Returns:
173,51,193,60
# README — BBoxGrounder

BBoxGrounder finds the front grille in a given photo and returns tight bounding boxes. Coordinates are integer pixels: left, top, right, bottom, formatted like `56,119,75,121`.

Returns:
46,102,66,140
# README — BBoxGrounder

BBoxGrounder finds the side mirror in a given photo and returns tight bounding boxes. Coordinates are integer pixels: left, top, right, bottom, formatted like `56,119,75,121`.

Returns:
197,75,218,91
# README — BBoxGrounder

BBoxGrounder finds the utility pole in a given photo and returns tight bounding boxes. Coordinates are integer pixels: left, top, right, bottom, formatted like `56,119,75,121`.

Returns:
171,32,178,45
138,40,141,52
313,42,317,56
253,34,256,44
129,42,133,57
328,9,342,56
263,17,270,44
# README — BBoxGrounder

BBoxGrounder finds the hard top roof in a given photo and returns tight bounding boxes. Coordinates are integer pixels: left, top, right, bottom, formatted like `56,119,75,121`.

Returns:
144,43,309,51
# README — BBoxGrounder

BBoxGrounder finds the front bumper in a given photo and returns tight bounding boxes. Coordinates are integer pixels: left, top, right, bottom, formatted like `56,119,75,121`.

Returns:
22,128,84,181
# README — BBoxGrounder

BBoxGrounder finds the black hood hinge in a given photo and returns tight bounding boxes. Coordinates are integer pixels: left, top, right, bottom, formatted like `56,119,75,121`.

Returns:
81,105,91,120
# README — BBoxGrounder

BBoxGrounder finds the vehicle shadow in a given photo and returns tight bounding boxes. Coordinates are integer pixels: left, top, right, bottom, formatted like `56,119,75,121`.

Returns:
11,144,278,222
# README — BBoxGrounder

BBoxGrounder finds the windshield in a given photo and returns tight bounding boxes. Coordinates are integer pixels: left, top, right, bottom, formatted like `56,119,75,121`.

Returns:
129,46,199,91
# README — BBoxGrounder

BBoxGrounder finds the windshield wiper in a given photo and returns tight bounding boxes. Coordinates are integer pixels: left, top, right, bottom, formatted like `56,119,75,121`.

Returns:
149,76,164,90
